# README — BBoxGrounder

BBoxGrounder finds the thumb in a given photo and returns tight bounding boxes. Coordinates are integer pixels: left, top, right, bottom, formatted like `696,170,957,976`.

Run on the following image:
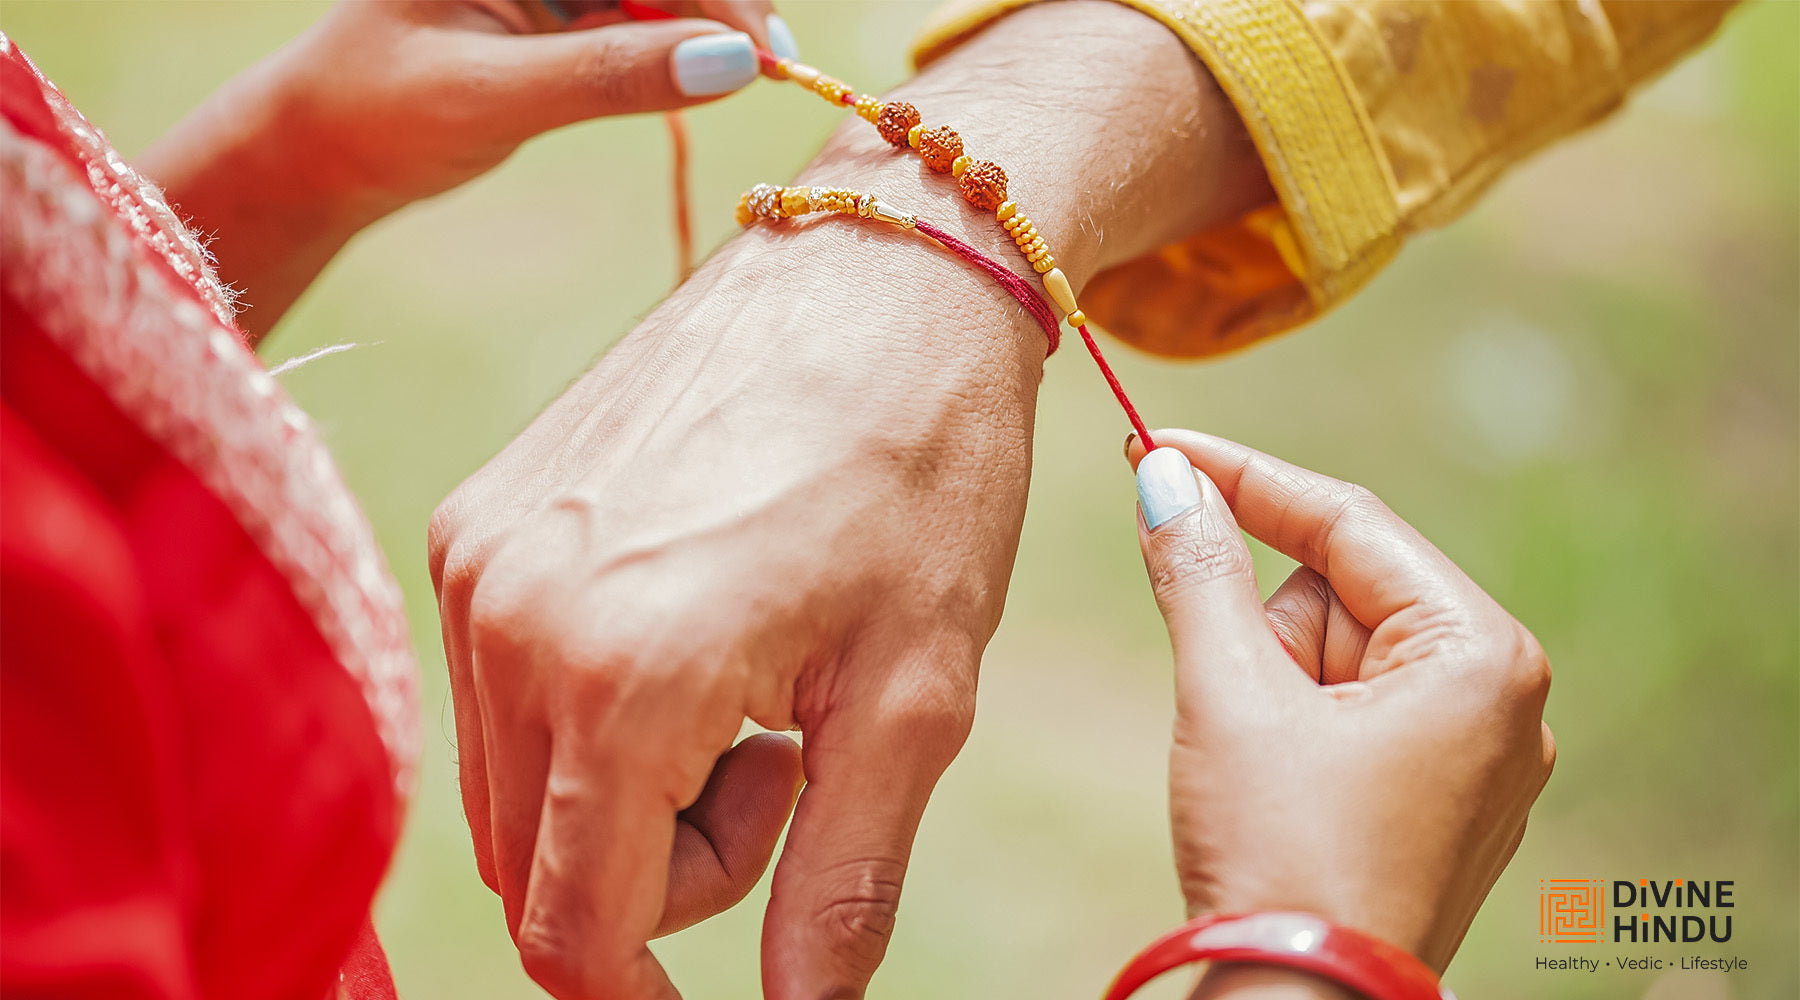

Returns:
1134,447,1288,694
484,20,757,133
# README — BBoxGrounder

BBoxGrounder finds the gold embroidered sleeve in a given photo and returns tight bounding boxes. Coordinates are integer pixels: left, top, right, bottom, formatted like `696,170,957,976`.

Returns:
913,0,1738,358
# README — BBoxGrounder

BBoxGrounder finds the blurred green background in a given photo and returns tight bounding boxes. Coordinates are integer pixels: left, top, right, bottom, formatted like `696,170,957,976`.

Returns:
4,1,1794,997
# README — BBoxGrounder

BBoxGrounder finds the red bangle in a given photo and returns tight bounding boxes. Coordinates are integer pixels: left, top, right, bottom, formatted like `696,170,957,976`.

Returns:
1102,912,1451,1000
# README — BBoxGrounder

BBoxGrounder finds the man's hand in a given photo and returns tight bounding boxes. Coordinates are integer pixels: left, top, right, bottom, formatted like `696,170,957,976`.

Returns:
429,3,1274,997
140,0,792,338
1128,432,1556,998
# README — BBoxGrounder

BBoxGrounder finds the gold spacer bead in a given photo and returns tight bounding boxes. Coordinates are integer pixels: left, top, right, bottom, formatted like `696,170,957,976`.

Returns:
951,154,972,177
1033,256,1057,274
780,186,812,217
1042,267,1079,314
734,196,754,227
907,124,924,147
787,63,821,87
1067,309,1086,326
996,201,1017,221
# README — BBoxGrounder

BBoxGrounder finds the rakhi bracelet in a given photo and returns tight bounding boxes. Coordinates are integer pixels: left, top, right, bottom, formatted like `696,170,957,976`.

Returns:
760,53,1088,329
1102,912,1453,1000
736,183,1061,354
735,179,1154,446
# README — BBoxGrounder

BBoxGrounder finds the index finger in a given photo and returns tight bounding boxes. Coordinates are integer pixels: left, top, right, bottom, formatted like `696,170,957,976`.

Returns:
1128,429,1479,628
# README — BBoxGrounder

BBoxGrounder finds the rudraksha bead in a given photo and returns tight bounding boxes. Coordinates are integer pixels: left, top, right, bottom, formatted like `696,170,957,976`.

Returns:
876,102,922,147
917,125,964,173
958,160,1008,212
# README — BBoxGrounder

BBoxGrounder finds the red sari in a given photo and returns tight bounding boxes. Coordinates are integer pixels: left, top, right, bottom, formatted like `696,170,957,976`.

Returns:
1,37,417,1000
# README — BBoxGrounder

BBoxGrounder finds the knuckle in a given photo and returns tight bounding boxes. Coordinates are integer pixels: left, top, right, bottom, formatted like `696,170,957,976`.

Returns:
1311,482,1386,557
879,676,977,763
1497,622,1553,700
515,922,583,997
808,857,908,973
427,493,467,592
1151,530,1255,598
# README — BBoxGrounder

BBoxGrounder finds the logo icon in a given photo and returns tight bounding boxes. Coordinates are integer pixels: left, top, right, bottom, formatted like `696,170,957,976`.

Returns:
1541,878,1606,943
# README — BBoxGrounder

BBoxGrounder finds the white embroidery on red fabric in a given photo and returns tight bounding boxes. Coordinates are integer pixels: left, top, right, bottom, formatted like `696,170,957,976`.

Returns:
0,45,419,798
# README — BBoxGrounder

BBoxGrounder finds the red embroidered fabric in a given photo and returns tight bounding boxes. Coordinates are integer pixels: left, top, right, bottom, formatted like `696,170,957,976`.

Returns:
1,36,413,1000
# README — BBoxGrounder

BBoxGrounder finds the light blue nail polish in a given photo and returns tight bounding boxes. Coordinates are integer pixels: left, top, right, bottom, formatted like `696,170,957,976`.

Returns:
673,32,757,97
766,14,801,62
1137,447,1203,530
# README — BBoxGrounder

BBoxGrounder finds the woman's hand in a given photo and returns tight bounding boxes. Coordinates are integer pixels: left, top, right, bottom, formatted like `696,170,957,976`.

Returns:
1127,431,1556,992
140,0,794,338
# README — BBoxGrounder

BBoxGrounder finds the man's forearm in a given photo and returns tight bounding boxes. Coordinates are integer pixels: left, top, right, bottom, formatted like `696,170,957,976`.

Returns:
559,0,1274,443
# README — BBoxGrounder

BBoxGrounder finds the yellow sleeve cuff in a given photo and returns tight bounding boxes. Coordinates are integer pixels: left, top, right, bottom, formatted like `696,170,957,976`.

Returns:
914,0,1400,358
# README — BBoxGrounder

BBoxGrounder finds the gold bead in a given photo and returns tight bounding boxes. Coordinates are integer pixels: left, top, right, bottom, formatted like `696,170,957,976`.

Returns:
780,186,812,216
996,201,1017,221
787,63,821,87
734,196,753,227
1067,309,1086,327
1042,267,1079,315
1033,256,1057,274
907,124,924,147
951,154,972,177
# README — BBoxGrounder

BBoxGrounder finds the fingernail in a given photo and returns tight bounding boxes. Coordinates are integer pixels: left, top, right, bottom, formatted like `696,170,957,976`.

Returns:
765,14,801,62
673,31,757,97
1123,431,1139,461
1137,447,1202,530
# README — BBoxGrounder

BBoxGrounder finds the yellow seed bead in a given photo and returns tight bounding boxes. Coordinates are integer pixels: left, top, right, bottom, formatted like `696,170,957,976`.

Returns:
1042,267,1079,315
951,154,972,177
907,124,924,147
996,201,1017,221
1067,309,1086,327
1003,217,1022,233
780,186,812,217
855,96,882,122
788,63,820,87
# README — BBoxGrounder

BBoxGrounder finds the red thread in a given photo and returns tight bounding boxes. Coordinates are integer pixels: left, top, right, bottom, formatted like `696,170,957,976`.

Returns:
617,0,673,20
664,111,693,280
914,219,1059,356
1077,323,1154,450
915,221,1154,448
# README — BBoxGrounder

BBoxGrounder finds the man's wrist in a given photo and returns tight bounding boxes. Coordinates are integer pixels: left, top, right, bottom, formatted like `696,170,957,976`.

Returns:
801,0,1271,291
